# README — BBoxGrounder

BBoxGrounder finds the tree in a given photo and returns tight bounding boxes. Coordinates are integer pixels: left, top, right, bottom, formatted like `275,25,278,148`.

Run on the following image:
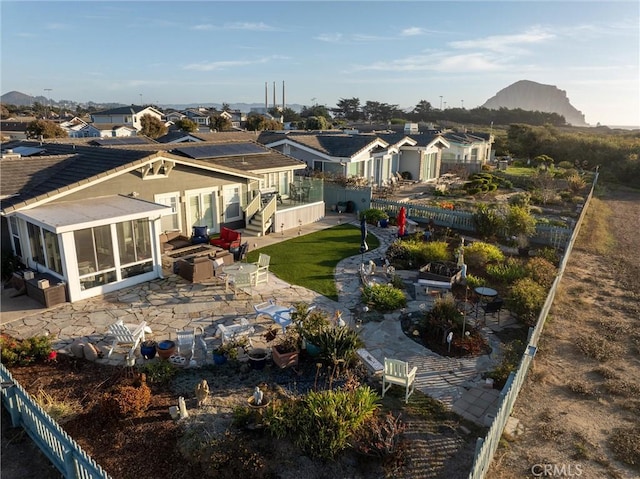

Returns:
140,114,167,138
210,115,232,132
300,104,332,120
245,113,283,131
221,103,232,112
304,116,329,130
281,107,301,123
26,119,67,139
412,100,432,121
333,98,361,121
173,118,198,133
0,104,10,119
534,154,554,171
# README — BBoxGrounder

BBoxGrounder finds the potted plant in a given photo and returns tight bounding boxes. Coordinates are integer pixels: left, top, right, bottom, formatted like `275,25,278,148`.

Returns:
272,330,300,368
247,347,268,370
140,340,157,360
294,304,330,357
213,337,248,365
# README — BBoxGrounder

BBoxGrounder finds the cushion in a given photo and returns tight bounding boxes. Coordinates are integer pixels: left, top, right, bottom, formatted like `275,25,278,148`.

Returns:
84,342,99,361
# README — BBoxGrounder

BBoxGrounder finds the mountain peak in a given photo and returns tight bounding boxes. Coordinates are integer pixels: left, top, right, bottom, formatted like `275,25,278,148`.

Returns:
482,80,587,126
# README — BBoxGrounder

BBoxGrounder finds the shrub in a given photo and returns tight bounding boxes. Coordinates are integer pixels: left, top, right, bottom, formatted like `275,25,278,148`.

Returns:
536,246,561,266
351,411,406,463
386,238,450,267
465,274,484,289
486,257,527,283
609,426,640,470
505,204,537,238
109,383,151,418
486,339,526,388
525,257,557,288
35,389,81,424
508,192,531,208
362,284,407,312
0,334,53,366
361,208,389,225
267,386,379,460
473,204,505,239
311,326,363,365
507,277,547,325
464,241,505,268
140,360,177,384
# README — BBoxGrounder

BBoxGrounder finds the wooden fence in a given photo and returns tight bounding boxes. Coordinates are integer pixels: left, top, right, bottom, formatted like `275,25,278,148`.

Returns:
466,171,599,479
1,363,111,479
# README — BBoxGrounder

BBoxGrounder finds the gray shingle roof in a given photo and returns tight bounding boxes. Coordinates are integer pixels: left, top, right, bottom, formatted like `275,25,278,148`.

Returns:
258,132,386,158
92,105,147,116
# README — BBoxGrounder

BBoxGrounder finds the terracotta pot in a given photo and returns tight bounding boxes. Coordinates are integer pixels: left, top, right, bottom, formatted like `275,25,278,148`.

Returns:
272,346,299,369
156,340,176,360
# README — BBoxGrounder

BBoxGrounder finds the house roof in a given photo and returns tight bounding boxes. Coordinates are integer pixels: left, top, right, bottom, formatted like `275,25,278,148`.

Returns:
258,132,389,159
442,131,491,145
0,141,265,214
92,105,148,116
155,131,205,143
18,195,171,234
88,137,155,146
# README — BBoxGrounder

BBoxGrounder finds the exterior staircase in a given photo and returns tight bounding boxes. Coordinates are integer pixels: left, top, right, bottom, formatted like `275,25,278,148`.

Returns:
244,209,273,237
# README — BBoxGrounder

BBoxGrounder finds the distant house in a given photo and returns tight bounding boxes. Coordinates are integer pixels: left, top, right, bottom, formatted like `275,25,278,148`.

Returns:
378,132,450,182
440,131,494,173
0,121,30,140
90,105,164,132
182,108,211,127
165,111,186,123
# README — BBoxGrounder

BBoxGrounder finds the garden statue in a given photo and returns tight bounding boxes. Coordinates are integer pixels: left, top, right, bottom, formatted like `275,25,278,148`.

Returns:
195,379,209,407
178,396,189,419
253,386,264,406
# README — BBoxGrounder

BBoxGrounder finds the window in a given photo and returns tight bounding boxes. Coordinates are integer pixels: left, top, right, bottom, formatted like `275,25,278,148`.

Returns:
43,229,63,275
74,225,115,275
27,223,45,266
9,216,22,258
155,192,181,232
223,185,242,222
117,219,152,278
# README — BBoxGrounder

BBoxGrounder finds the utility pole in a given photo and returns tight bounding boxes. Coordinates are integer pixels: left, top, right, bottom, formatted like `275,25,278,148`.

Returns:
44,88,52,119
439,95,443,110
461,100,464,109
139,93,143,106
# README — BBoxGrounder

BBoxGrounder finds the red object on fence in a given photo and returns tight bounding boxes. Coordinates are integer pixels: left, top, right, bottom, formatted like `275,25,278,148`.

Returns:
397,207,407,237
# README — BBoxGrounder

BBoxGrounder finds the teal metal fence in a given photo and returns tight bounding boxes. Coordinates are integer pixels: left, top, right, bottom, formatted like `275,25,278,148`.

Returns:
1,364,111,479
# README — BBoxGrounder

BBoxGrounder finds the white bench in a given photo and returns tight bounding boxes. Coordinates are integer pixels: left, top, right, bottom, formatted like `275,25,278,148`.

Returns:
215,318,254,343
417,278,452,290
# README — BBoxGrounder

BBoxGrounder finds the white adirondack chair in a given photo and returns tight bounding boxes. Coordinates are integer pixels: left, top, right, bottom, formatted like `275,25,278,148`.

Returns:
253,253,271,285
107,320,146,359
382,358,417,403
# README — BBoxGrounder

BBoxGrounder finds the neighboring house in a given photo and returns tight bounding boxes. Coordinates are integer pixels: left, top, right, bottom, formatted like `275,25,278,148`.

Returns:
165,111,186,123
0,121,30,141
378,132,450,183
0,140,282,302
258,131,445,187
182,108,211,127
90,105,164,132
155,130,205,143
440,131,494,173
89,123,138,138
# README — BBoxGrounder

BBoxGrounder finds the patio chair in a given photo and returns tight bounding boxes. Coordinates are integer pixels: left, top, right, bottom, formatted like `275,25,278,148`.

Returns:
107,319,146,359
253,299,295,334
382,357,417,403
253,253,270,285
480,297,504,325
229,271,253,297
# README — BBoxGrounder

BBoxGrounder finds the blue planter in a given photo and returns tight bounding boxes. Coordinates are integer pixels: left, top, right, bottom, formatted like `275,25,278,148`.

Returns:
305,342,321,357
379,219,388,228
213,352,227,365
140,342,157,360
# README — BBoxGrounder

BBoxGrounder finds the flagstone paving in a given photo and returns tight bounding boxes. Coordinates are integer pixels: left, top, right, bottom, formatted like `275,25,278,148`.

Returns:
0,212,515,425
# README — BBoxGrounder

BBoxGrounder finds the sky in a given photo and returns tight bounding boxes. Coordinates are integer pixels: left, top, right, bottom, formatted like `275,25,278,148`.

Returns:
1,1,639,127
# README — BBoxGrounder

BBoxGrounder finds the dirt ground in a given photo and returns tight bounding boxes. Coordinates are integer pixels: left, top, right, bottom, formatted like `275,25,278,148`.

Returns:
489,186,640,479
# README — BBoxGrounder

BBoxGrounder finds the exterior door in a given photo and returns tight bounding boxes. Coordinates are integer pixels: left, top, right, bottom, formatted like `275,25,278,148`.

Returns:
186,188,219,234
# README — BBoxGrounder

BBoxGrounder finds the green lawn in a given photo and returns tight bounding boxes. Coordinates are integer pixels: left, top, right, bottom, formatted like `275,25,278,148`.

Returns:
246,223,380,301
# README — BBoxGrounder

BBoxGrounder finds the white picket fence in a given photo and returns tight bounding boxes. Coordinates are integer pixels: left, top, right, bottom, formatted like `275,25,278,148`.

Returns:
0,364,111,479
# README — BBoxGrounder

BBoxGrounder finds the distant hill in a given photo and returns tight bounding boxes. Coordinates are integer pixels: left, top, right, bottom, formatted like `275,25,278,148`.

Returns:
482,80,588,126
1,91,305,113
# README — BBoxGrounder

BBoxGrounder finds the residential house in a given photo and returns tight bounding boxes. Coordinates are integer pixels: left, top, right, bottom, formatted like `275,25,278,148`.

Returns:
377,132,449,183
90,105,164,132
440,131,494,173
0,121,31,141
182,108,211,128
0,139,307,302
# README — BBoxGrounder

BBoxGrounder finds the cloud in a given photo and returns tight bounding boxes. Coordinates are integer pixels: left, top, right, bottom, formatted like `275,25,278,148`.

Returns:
401,27,424,36
315,33,343,43
350,52,508,74
192,24,215,31
183,55,289,72
223,22,277,31
449,27,555,53
45,23,67,30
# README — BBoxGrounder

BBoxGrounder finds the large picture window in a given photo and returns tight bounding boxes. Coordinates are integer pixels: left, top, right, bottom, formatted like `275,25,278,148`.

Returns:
27,223,45,266
117,219,153,279
74,225,116,289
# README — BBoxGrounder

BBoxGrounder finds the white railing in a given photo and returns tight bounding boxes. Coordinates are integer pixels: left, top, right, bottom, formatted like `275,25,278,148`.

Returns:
1,364,111,479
